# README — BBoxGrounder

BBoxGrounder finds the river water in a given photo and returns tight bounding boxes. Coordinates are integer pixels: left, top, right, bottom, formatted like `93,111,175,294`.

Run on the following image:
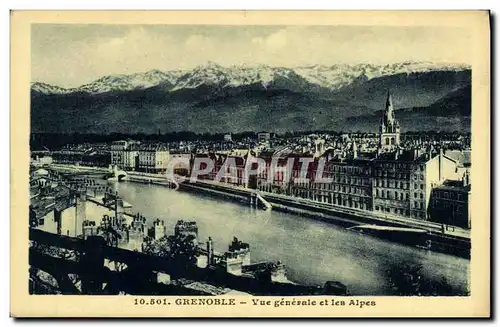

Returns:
109,180,469,296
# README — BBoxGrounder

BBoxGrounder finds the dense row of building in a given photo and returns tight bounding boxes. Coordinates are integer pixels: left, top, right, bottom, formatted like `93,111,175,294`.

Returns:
188,92,472,228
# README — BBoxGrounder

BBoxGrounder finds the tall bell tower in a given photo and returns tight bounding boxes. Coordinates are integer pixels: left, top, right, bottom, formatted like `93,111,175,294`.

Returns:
379,90,401,151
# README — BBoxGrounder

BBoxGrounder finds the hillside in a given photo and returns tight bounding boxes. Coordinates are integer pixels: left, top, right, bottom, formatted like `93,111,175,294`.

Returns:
343,85,472,132
30,62,471,134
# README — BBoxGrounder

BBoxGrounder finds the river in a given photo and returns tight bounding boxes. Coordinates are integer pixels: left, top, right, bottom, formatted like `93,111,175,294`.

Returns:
108,180,469,296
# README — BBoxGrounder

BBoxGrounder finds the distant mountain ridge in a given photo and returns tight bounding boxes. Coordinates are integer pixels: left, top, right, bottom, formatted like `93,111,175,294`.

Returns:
31,61,472,134
32,61,470,95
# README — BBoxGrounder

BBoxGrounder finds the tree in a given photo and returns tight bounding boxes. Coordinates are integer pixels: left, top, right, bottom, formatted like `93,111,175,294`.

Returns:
99,225,122,248
142,234,198,278
387,264,457,296
167,234,198,273
29,206,38,228
387,264,422,296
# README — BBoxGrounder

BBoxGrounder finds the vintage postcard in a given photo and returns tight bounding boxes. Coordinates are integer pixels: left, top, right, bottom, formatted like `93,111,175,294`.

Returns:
10,10,490,318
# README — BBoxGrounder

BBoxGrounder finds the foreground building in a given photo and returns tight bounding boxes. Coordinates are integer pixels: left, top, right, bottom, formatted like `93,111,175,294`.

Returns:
111,140,171,173
137,144,170,173
429,173,471,228
110,140,140,170
372,148,460,219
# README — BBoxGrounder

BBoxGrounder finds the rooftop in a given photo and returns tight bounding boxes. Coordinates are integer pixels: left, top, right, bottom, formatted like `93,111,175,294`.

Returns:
434,179,471,192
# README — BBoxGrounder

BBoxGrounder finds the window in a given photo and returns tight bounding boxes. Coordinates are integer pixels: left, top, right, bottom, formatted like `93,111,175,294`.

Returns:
420,193,423,199
382,190,385,198
420,184,424,190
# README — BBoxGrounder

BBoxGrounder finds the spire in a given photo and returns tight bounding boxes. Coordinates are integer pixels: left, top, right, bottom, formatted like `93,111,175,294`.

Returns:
385,90,393,114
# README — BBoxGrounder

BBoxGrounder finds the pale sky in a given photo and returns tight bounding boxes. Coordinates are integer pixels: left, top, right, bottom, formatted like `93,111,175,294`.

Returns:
31,24,472,88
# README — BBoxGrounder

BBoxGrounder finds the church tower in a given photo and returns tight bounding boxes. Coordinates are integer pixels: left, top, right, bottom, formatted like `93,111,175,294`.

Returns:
379,90,401,151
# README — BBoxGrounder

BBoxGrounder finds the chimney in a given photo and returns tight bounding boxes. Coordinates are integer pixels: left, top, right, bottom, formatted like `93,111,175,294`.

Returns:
439,148,444,182
463,171,470,186
115,195,124,225
75,191,87,237
207,237,214,266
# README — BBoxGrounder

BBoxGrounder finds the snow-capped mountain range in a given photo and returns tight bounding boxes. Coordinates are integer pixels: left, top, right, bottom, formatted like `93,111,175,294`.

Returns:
31,61,470,95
